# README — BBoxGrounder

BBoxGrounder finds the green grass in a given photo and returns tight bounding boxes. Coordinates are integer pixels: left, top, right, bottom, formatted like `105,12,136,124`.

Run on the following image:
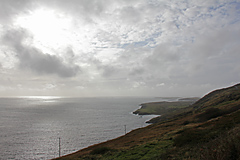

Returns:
57,109,240,160
133,101,194,115
96,139,173,160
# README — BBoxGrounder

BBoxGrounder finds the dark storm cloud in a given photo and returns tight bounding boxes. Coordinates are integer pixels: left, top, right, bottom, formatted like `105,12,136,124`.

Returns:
2,29,80,78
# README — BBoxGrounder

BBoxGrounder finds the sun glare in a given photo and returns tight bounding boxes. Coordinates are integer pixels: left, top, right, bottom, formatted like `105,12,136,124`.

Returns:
19,96,61,99
15,8,72,49
14,8,103,54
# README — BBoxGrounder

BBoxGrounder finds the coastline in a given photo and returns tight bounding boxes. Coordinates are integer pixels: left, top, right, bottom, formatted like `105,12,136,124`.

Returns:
54,97,198,159
52,84,240,159
132,97,198,119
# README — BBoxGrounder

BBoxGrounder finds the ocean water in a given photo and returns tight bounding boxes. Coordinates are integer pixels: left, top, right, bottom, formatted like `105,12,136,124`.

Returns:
0,97,165,160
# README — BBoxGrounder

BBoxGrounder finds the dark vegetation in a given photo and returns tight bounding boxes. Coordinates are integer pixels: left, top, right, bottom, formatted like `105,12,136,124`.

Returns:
55,83,240,160
90,147,114,155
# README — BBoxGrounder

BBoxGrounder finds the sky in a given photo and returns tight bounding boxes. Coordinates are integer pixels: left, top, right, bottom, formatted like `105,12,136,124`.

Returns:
0,0,240,97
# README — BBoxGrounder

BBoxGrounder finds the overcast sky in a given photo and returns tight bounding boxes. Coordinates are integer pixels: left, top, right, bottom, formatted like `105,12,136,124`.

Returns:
0,0,240,97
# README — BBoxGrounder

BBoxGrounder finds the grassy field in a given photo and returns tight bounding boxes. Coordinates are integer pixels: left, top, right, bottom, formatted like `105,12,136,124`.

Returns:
133,101,196,115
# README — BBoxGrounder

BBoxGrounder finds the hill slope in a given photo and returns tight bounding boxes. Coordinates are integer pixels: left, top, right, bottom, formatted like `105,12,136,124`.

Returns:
192,83,240,109
133,99,198,116
54,83,240,160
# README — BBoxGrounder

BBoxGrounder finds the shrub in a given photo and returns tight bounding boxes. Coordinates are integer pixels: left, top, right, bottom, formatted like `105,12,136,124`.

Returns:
199,126,240,160
182,120,190,125
174,128,210,147
196,108,223,122
90,147,112,155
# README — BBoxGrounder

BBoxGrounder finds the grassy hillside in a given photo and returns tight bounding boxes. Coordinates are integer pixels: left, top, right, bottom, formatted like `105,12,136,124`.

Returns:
133,97,198,123
54,83,240,160
133,100,197,115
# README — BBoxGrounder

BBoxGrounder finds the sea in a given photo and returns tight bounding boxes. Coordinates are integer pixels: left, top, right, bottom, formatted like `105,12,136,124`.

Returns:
0,96,174,160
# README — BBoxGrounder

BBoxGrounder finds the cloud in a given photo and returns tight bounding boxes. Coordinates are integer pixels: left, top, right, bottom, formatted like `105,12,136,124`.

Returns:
2,28,80,78
118,6,142,25
156,83,165,87
0,0,240,97
148,43,180,63
0,0,32,23
167,24,240,86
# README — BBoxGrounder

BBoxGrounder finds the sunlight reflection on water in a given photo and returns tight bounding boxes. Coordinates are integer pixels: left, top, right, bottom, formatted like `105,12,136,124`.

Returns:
0,97,161,159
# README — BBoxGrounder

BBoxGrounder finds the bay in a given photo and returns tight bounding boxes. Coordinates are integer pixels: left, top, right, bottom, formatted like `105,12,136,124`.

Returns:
0,97,163,160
